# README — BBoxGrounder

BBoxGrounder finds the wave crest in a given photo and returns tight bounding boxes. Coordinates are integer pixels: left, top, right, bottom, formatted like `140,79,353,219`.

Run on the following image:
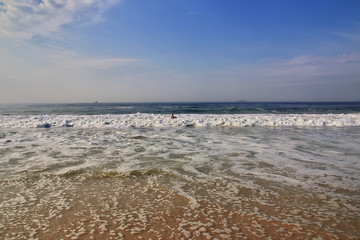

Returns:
1,113,359,128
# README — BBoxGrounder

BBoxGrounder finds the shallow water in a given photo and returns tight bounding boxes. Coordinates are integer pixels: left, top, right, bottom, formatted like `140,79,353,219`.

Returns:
0,125,359,239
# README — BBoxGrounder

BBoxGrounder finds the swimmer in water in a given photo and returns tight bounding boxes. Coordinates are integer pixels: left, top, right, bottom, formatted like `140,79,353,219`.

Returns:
171,114,177,119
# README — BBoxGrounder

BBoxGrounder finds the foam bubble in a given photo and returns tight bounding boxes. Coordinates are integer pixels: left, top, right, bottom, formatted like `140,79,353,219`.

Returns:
0,113,360,128
0,120,359,239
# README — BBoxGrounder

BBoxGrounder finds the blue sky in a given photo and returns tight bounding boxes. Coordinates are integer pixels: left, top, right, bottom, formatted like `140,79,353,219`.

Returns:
0,0,359,103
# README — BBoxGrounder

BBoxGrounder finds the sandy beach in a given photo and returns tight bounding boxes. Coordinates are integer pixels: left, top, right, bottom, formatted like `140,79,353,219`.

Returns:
1,113,359,239
1,170,359,239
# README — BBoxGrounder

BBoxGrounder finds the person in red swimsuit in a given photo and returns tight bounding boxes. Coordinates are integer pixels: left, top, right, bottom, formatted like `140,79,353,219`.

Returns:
171,114,177,119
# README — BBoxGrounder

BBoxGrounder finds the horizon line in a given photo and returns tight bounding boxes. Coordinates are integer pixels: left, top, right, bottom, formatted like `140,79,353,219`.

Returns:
1,100,360,105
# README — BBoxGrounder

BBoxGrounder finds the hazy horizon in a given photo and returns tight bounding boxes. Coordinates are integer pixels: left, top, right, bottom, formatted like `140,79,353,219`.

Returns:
1,0,360,103
2,100,360,106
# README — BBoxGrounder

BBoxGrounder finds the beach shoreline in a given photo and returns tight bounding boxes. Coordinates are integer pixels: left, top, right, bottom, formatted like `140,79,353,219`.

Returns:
1,172,359,239
1,119,359,239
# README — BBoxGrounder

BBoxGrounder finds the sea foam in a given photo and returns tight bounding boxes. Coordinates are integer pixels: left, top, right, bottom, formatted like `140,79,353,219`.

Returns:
0,113,359,128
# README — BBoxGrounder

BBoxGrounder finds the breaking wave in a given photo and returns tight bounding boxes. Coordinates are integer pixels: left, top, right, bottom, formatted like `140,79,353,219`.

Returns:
1,113,360,128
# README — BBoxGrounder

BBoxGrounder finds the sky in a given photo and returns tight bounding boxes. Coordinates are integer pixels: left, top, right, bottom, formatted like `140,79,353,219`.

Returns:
0,0,360,103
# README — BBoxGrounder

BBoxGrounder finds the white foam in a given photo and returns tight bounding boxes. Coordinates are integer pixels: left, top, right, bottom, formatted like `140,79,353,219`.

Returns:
1,113,359,128
1,121,359,239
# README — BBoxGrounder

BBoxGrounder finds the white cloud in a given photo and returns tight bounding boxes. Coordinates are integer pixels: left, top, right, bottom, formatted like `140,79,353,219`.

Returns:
0,0,121,39
198,53,359,101
330,30,360,43
272,54,360,78
0,46,141,103
223,53,360,82
50,50,140,70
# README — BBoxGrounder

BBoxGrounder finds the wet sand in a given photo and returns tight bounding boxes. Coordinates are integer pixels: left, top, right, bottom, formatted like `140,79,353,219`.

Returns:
1,173,359,239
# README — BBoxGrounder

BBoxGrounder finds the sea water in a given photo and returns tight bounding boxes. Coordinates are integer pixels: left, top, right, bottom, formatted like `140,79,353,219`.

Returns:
0,102,359,239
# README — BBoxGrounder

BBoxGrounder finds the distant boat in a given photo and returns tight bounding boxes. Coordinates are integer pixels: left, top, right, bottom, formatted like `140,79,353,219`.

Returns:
94,101,98,104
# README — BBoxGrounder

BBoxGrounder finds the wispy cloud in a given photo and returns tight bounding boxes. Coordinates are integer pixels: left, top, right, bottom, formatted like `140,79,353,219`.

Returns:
330,30,360,43
50,50,140,70
204,53,360,101
0,0,121,39
225,53,360,80
271,54,360,78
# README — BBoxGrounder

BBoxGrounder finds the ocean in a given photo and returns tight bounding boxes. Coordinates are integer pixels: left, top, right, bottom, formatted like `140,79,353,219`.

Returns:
0,102,359,239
